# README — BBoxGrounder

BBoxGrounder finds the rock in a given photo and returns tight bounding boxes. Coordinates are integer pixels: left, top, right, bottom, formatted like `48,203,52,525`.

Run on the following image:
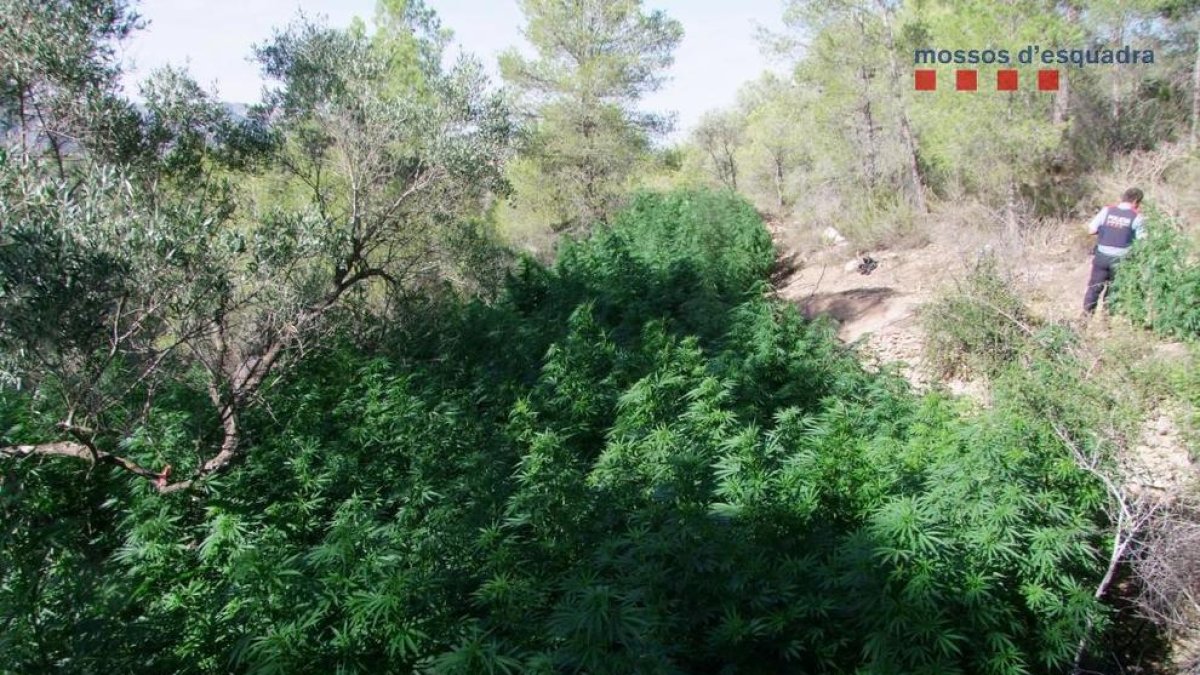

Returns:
822,227,848,246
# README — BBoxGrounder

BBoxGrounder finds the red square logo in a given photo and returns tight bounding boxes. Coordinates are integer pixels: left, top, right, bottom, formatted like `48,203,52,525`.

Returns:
914,70,936,91
997,70,1018,91
1038,70,1060,91
955,70,977,91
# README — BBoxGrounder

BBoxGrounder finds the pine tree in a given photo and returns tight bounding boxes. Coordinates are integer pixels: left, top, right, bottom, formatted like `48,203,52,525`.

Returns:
500,0,682,232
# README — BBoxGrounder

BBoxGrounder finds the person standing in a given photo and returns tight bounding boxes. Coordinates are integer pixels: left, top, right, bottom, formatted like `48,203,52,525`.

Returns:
1083,187,1145,314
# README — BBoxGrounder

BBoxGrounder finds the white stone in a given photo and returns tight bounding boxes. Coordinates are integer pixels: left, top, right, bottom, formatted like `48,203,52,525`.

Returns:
822,227,848,246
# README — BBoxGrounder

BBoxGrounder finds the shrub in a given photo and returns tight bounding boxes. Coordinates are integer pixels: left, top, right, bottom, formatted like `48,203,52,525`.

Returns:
1111,210,1200,340
1132,491,1200,672
921,254,1038,380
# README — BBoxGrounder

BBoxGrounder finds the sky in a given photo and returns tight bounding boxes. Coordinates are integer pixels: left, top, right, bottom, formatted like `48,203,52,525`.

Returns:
116,0,790,142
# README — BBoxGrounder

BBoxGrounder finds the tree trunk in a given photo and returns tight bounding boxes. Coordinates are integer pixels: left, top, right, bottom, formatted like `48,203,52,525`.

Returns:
724,140,738,192
859,65,880,189
1053,3,1079,127
1053,75,1071,125
1111,18,1125,137
1006,97,1020,240
17,88,28,160
1192,26,1199,150
876,0,928,213
1006,177,1019,240
847,8,881,189
774,153,786,211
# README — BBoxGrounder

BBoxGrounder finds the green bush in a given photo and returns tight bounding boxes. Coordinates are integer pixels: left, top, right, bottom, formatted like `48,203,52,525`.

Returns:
1,189,1116,673
920,255,1038,380
1111,211,1200,340
1108,209,1200,460
1158,346,1200,458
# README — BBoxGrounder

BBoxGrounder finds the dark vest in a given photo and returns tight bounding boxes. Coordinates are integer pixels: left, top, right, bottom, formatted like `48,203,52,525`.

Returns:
1097,205,1138,250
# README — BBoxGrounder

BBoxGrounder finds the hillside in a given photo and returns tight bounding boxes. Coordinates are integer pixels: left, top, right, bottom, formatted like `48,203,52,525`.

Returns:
772,207,1200,671
782,220,1193,459
4,0,1200,672
1,187,1165,673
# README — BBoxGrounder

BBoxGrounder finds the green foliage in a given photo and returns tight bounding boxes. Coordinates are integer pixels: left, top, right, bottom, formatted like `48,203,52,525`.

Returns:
0,1,1153,670
2,189,1115,673
1165,347,1200,456
1111,210,1200,340
681,0,1198,238
906,0,1066,208
921,255,1038,379
0,0,143,167
500,0,683,231
0,3,515,499
1110,211,1200,455
691,109,744,192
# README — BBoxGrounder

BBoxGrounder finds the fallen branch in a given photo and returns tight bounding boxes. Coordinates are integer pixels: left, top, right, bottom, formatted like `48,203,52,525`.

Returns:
1,441,194,493
2,442,158,481
1050,421,1161,674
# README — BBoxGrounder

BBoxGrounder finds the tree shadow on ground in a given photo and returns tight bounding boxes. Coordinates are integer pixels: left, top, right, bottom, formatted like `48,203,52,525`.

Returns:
801,287,899,325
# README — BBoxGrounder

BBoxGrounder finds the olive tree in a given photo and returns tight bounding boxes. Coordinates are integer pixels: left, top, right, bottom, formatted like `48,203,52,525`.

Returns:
0,0,147,174
0,7,513,494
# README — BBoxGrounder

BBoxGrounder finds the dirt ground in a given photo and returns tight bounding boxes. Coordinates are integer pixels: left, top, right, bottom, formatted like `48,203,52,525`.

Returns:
774,230,1094,389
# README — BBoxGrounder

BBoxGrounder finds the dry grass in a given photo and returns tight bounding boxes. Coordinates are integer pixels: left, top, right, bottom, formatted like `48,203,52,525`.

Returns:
790,191,932,252
494,201,560,263
1131,488,1200,673
1091,142,1200,231
928,200,1006,252
770,217,831,260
